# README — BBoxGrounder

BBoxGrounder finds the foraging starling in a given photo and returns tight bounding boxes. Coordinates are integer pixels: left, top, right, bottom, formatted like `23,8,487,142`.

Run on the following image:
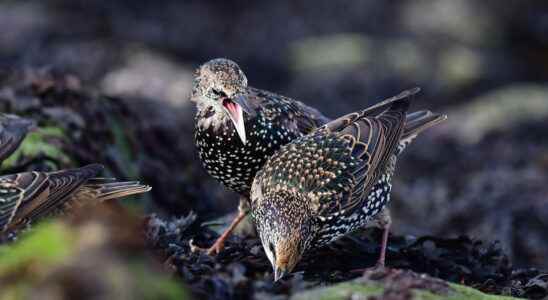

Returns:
191,58,329,254
250,88,446,281
0,163,151,233
0,114,35,164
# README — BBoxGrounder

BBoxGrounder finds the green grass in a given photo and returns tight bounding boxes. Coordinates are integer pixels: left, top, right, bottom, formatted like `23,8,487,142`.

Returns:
0,222,73,275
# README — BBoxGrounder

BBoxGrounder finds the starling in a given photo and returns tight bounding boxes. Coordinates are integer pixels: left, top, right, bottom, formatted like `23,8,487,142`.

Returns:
0,114,35,164
250,88,446,281
0,164,151,234
191,58,329,254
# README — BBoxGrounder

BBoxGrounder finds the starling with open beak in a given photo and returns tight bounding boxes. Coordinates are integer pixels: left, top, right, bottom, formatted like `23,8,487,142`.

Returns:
0,164,151,234
250,88,447,281
191,58,329,254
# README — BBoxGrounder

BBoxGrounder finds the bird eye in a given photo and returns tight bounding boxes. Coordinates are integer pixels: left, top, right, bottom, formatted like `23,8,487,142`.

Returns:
269,243,276,258
211,88,226,98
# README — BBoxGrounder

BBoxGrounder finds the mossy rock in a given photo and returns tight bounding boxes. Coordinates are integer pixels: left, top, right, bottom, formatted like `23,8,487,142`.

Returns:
291,276,521,300
0,221,189,300
2,126,72,169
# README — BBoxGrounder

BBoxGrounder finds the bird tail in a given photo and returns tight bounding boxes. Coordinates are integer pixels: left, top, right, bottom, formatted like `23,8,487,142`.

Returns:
401,110,447,144
80,178,152,202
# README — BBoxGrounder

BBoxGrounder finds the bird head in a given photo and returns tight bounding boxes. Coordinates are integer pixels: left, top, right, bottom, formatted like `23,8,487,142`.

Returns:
0,114,36,133
191,58,255,144
252,191,315,282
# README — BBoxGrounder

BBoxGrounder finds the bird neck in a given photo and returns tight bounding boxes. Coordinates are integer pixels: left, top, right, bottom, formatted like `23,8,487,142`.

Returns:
196,104,230,130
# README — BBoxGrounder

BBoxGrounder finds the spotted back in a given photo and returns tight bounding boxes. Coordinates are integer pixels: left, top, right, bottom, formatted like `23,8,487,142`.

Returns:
314,88,412,216
252,89,413,217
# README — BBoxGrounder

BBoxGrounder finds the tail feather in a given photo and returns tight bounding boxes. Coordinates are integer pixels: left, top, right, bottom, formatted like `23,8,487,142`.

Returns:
401,110,447,143
63,178,151,212
82,179,152,202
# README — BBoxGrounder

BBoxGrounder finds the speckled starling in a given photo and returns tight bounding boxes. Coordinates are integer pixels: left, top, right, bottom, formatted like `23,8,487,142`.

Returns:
0,114,35,163
191,58,329,254
0,164,151,233
250,88,447,281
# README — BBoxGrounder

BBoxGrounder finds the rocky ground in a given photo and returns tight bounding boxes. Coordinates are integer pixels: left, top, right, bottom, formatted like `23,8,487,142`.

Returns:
1,1,547,299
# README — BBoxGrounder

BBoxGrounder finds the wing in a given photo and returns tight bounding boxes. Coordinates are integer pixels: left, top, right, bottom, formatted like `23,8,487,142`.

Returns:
0,171,50,232
287,99,331,134
18,164,104,222
253,89,414,217
247,87,330,134
327,95,409,213
0,114,35,163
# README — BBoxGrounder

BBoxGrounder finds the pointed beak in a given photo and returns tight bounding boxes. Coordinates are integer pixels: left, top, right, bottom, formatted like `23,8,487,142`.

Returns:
274,267,287,282
231,94,256,117
222,98,247,145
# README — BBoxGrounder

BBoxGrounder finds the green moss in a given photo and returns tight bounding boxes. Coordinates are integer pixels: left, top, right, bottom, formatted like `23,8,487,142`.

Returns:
445,283,519,300
0,283,30,300
0,222,73,275
0,222,188,300
290,280,522,300
291,282,384,300
3,126,71,168
130,262,190,300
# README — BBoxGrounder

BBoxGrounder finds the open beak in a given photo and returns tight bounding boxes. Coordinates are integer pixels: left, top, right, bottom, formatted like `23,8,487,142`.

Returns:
274,267,287,282
231,95,256,116
222,94,256,145
222,98,247,145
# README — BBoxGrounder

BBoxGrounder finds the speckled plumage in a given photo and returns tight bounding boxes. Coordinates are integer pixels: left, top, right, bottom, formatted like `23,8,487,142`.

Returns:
0,114,35,164
250,88,447,279
193,58,329,197
0,164,151,233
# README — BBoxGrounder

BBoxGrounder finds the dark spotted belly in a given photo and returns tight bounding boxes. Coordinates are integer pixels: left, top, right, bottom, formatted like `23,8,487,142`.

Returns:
195,115,299,196
315,173,393,247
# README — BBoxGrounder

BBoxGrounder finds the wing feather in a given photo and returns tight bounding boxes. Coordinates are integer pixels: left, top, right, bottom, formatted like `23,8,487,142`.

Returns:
0,172,50,231
21,164,104,221
317,89,412,215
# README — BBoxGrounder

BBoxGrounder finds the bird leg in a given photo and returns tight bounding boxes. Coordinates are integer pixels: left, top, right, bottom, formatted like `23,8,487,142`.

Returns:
190,198,250,255
205,209,248,255
370,208,392,269
349,208,392,274
375,215,391,268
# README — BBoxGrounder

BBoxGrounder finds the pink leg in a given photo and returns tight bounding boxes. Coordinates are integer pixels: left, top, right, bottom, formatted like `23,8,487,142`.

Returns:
375,221,390,268
206,210,247,255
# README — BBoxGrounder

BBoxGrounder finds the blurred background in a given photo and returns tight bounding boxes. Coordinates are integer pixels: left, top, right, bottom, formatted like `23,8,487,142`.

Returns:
1,0,547,272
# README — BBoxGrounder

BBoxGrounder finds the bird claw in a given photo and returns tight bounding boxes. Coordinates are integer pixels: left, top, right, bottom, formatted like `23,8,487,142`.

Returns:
365,261,386,272
189,238,224,255
349,261,387,275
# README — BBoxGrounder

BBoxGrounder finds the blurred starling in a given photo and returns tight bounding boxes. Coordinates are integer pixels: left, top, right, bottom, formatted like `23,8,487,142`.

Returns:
191,58,329,254
250,88,447,281
0,164,151,234
0,114,35,164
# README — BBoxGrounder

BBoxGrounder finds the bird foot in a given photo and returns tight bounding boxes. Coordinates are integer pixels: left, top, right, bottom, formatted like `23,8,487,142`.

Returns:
349,261,386,275
189,210,248,256
364,261,386,273
189,238,225,256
